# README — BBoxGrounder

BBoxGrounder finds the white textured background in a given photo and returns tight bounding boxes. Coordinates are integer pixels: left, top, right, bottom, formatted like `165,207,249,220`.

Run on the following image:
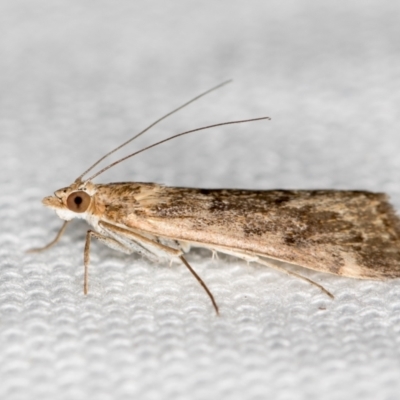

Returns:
1,1,400,399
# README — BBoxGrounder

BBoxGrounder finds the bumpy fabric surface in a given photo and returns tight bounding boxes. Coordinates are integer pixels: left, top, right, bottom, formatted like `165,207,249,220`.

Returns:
1,1,400,399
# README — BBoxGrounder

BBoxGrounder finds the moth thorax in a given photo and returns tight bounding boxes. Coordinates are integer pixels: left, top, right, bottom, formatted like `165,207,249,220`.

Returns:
66,191,91,213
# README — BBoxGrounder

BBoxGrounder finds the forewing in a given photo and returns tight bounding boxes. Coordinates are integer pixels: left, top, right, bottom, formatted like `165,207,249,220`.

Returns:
98,183,400,279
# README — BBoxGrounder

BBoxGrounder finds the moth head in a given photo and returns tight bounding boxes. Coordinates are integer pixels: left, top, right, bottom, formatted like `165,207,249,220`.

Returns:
42,180,96,221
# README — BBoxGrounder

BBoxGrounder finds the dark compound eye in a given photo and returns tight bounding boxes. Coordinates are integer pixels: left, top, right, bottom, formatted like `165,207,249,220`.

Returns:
66,191,91,213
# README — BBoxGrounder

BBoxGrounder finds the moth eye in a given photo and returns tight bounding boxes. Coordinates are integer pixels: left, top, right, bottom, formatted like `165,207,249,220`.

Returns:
66,191,91,213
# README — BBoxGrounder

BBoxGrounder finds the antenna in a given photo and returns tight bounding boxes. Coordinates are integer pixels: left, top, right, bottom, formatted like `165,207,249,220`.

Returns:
77,80,232,181
86,116,271,181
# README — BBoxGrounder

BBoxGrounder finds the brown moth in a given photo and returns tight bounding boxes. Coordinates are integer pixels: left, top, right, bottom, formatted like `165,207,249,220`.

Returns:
30,82,400,314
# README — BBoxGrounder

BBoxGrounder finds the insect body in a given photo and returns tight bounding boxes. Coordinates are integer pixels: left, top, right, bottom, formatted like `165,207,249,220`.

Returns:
31,83,400,314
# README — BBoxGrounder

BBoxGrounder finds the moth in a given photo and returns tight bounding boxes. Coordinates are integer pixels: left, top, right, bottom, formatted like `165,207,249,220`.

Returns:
30,82,400,314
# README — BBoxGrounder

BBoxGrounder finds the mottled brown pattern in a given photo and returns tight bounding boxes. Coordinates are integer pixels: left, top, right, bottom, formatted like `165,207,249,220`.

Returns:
96,183,400,279
43,181,400,280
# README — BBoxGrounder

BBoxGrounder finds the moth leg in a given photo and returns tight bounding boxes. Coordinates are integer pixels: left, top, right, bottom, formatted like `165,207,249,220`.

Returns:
27,221,70,253
213,247,334,299
180,255,219,315
254,257,334,299
99,221,183,259
99,221,219,313
84,229,132,295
